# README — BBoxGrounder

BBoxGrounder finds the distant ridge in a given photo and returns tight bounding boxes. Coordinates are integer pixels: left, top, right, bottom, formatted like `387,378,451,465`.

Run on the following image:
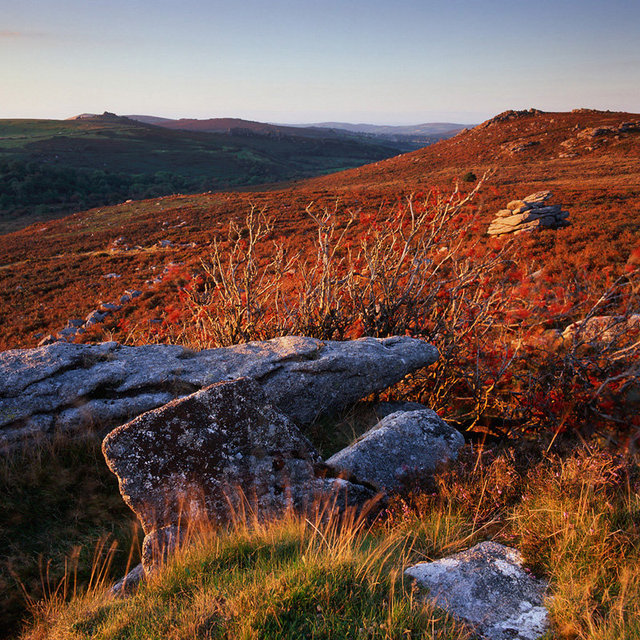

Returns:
296,122,471,136
121,114,469,140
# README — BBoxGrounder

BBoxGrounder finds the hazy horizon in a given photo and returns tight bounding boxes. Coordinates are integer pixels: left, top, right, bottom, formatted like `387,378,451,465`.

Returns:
2,0,639,123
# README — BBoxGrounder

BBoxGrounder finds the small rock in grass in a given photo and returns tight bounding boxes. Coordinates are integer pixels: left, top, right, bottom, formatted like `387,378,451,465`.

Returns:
406,541,549,640
326,409,464,493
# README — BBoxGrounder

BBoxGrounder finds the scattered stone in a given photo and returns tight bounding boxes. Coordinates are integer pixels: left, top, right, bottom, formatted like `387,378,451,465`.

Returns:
109,563,144,597
84,310,107,325
562,314,640,342
37,334,58,347
0,336,438,451
58,327,79,339
488,191,569,236
103,273,121,279
325,409,464,493
406,541,550,640
67,318,85,328
98,302,121,313
502,140,539,154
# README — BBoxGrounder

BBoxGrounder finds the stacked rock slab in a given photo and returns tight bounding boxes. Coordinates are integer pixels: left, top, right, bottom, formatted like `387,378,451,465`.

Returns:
487,191,569,236
102,378,376,572
0,335,439,451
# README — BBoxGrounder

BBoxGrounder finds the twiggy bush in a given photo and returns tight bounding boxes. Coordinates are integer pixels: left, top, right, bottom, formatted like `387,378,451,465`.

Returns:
130,178,639,440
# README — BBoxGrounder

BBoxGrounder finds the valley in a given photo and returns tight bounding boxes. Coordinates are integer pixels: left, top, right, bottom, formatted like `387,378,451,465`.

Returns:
0,113,406,233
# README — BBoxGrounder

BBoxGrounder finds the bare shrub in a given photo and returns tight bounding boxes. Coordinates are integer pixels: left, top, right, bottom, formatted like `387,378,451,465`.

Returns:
136,177,639,441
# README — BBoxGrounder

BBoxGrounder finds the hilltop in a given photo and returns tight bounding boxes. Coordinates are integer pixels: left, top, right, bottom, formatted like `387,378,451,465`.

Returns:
300,108,640,190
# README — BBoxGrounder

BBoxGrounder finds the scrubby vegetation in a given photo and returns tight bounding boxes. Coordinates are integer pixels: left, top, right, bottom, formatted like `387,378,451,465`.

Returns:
1,109,639,638
100,178,639,445
7,436,639,639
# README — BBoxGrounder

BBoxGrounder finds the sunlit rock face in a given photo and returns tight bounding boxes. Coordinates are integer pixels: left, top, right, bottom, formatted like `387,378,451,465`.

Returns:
0,335,439,451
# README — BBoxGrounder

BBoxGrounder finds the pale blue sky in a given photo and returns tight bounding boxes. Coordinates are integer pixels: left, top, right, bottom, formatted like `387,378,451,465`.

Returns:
1,0,638,124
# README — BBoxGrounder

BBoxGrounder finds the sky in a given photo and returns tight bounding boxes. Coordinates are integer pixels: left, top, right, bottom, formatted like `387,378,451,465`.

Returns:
1,0,639,125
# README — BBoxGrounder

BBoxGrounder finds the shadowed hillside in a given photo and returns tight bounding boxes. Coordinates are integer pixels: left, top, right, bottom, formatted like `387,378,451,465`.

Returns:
0,113,402,233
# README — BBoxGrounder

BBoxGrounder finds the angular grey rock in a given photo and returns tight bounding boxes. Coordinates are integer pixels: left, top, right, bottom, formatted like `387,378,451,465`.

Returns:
406,541,550,640
36,334,58,347
109,563,145,597
104,378,377,570
0,336,438,451
325,409,464,492
58,327,79,338
85,310,107,325
103,378,375,535
99,302,121,312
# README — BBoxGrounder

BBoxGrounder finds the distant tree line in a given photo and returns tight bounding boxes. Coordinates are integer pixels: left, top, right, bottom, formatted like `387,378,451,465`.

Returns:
0,160,217,226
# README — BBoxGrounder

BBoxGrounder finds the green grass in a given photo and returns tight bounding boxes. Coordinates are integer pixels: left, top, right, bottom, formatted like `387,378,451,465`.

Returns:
0,117,400,233
4,432,639,640
22,508,470,640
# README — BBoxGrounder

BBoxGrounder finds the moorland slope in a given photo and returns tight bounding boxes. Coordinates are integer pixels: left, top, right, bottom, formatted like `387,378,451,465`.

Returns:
0,108,638,352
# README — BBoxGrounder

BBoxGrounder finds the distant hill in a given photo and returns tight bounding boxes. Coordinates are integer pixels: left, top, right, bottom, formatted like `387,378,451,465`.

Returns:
300,108,640,191
299,121,470,136
128,116,344,139
0,112,402,233
124,115,466,151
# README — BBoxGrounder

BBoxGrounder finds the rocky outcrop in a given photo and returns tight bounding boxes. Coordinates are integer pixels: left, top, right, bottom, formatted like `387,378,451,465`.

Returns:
487,191,569,236
480,109,544,128
0,335,438,451
406,541,550,640
103,378,376,571
576,121,640,139
325,409,464,493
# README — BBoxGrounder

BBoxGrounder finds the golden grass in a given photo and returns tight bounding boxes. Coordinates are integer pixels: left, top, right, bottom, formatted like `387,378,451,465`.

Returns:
15,444,640,640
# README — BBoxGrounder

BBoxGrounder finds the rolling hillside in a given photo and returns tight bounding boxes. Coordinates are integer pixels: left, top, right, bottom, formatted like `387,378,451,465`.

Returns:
0,108,638,351
0,113,401,233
